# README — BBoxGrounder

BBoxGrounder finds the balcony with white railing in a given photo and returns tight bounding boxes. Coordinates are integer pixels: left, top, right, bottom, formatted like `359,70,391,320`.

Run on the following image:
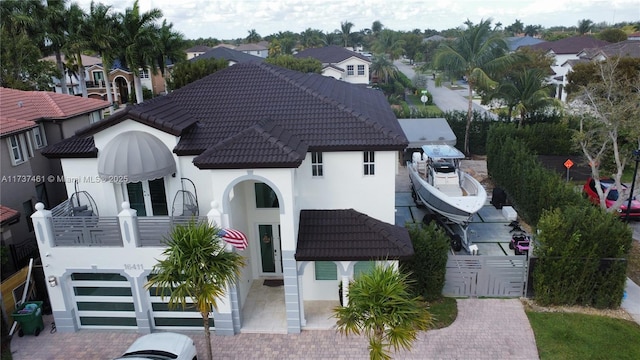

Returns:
42,200,211,248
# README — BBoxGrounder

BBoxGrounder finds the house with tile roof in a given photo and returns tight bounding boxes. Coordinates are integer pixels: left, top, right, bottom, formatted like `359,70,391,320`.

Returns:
235,41,269,58
0,87,109,279
33,62,411,335
190,47,265,66
294,45,372,85
526,36,610,101
43,55,168,104
185,45,213,59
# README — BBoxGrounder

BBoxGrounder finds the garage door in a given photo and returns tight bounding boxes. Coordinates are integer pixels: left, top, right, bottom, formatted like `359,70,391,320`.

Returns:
71,273,137,329
147,278,214,330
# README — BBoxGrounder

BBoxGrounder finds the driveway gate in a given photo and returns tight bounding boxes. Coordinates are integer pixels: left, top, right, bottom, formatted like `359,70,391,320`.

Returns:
443,255,528,297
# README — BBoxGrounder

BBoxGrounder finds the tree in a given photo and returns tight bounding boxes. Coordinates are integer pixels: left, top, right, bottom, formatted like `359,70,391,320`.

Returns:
340,20,354,47
371,20,383,35
85,0,118,111
145,220,245,360
434,19,512,154
265,55,322,73
492,68,560,126
245,29,261,43
371,29,405,60
166,57,227,90
299,28,324,49
118,0,162,103
401,33,423,64
597,28,628,43
333,264,432,360
370,54,398,84
523,24,542,37
323,31,340,46
43,0,69,94
154,20,186,80
63,2,88,97
506,19,524,35
577,19,594,35
570,58,640,213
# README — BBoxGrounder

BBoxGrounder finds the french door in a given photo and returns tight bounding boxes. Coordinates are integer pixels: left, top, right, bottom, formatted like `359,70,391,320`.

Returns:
258,224,282,276
126,178,168,216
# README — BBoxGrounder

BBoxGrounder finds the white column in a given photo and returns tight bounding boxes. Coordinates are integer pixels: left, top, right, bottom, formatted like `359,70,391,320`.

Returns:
341,275,350,307
207,200,222,228
31,203,55,249
118,201,139,248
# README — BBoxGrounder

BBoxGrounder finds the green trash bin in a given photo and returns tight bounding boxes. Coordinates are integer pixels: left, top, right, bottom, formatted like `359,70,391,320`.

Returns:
12,301,44,337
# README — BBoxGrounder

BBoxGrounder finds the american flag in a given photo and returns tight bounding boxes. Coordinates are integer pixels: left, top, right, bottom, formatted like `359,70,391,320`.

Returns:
218,228,248,250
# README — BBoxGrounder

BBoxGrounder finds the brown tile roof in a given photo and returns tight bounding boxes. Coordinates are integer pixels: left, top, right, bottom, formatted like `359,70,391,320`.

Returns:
294,45,371,63
49,62,408,169
0,205,20,226
0,87,109,122
295,209,413,261
528,36,610,55
0,118,37,137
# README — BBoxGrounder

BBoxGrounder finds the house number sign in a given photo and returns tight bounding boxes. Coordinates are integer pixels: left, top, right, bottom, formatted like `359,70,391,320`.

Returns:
124,264,144,271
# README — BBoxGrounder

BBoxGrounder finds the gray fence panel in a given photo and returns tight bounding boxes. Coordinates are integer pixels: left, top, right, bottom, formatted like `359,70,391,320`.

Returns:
138,216,207,247
51,216,122,247
443,255,528,298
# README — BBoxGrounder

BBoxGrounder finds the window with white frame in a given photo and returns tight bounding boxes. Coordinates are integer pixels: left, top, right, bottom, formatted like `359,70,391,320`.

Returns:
311,152,323,177
32,124,47,149
140,69,150,79
347,65,354,76
89,111,101,124
7,134,26,165
357,64,365,76
363,151,375,175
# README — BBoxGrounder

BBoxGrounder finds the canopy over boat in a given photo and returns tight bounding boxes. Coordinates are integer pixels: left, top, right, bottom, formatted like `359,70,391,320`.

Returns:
422,144,465,159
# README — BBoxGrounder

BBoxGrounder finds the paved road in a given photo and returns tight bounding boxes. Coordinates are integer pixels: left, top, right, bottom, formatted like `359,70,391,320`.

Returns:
394,60,497,118
10,299,539,360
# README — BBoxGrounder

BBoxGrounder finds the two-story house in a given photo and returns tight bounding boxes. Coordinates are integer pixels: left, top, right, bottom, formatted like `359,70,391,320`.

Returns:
190,47,265,66
527,36,610,101
294,45,371,85
34,62,412,335
0,88,109,279
235,41,269,58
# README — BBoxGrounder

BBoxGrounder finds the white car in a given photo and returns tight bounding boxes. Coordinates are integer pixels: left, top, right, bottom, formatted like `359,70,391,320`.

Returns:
115,332,198,360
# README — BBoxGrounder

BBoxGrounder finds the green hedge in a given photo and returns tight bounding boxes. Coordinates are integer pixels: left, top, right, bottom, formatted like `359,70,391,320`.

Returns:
487,123,632,308
401,222,450,301
443,111,494,155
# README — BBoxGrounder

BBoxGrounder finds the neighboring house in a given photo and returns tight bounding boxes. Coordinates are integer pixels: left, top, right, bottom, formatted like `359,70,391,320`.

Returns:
527,36,610,102
44,55,168,104
190,47,264,66
0,87,109,279
628,32,640,41
423,34,445,43
294,45,371,85
505,36,545,52
185,45,212,60
235,41,269,58
35,62,411,335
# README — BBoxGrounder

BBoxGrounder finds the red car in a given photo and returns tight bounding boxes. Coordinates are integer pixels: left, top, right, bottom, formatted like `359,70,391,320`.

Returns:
583,178,640,219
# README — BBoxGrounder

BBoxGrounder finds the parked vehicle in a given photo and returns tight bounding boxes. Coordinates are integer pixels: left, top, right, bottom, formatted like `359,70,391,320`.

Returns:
508,221,530,256
114,332,197,360
583,178,640,219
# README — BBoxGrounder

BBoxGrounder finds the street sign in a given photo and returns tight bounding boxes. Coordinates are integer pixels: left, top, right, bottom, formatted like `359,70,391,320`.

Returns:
564,159,574,169
420,95,428,104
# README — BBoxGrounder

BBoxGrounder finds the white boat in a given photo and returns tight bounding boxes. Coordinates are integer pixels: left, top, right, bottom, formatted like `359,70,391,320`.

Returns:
407,145,487,225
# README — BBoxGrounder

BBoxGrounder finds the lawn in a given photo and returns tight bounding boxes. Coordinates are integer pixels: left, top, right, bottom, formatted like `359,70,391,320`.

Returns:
427,297,457,329
527,311,640,360
628,240,640,286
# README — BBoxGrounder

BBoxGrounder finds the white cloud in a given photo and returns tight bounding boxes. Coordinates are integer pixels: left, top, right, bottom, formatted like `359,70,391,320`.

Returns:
76,0,640,39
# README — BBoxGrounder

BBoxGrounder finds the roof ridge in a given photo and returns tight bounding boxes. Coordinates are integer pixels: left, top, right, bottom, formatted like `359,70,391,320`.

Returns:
39,92,65,117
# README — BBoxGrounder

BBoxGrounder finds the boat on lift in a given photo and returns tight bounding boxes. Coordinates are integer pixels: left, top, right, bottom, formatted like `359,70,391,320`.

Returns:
407,144,487,251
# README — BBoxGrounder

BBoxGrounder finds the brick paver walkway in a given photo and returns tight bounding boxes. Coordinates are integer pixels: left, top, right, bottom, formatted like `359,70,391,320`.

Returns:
10,298,539,360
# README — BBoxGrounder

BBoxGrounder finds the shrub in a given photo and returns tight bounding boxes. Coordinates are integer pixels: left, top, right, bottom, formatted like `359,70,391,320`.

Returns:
401,222,450,301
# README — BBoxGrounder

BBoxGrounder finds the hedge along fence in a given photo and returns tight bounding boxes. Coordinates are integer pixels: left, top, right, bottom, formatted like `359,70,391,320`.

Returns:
401,223,450,301
487,123,632,308
443,110,494,155
533,206,632,308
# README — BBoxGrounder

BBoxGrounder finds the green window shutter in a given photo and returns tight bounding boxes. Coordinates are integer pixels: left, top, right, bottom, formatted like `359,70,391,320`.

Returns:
315,261,337,280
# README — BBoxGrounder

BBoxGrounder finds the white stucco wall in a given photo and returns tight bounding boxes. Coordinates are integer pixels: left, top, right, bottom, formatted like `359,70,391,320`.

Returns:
337,57,370,85
322,67,344,80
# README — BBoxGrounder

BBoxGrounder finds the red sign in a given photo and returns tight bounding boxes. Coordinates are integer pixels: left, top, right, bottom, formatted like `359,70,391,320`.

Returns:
564,159,574,169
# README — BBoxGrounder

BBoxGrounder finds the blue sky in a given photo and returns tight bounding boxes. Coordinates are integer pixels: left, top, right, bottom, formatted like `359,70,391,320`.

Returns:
77,0,640,40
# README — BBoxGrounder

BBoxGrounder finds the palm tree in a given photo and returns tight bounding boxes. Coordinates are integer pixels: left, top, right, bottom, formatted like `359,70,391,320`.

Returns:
85,1,118,111
434,19,512,154
146,220,245,360
154,20,186,84
300,28,324,49
340,20,354,47
577,19,594,35
371,29,405,60
323,31,340,46
245,28,261,43
493,68,560,127
118,0,162,103
370,54,398,84
63,2,88,97
371,20,384,35
333,264,432,360
43,0,69,94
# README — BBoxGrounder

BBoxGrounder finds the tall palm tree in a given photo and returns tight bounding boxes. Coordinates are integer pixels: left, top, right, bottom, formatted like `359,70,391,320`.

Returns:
577,19,594,35
245,28,261,43
118,0,162,103
146,220,245,360
323,31,340,46
43,0,69,94
63,2,88,97
371,29,405,60
493,68,560,127
333,264,432,360
154,20,186,83
85,1,118,111
370,54,398,84
434,19,512,154
340,20,354,47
